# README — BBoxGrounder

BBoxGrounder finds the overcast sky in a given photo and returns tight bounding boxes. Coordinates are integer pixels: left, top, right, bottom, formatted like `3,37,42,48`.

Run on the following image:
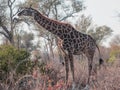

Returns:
1,0,120,46
84,0,120,35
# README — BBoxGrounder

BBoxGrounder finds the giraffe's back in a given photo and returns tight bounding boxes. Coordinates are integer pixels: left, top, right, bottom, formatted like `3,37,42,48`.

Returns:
62,30,96,55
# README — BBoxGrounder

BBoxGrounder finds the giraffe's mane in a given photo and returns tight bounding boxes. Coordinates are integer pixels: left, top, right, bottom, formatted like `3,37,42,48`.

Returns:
33,8,75,28
41,12,72,26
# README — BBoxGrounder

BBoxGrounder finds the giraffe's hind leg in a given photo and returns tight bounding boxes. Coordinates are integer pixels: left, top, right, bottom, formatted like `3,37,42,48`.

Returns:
86,51,94,84
88,58,93,84
68,53,76,89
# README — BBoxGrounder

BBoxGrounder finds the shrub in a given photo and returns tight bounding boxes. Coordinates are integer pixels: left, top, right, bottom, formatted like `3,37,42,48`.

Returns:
0,45,31,83
107,49,120,64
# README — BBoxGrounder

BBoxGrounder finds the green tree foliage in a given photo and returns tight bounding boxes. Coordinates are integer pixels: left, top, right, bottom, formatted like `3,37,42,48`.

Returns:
108,50,120,63
108,36,120,63
0,45,31,82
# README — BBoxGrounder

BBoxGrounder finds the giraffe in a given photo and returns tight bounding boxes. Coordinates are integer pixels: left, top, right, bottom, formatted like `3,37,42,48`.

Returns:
18,7,104,84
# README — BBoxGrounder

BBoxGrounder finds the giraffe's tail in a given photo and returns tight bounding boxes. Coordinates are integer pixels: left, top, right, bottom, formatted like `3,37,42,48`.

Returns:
99,58,104,65
95,44,104,66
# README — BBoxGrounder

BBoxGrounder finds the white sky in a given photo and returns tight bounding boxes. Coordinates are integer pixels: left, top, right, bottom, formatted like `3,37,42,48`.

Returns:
84,0,120,35
1,0,120,46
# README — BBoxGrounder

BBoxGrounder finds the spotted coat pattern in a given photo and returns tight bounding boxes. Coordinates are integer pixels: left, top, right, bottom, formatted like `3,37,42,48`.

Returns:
18,7,103,84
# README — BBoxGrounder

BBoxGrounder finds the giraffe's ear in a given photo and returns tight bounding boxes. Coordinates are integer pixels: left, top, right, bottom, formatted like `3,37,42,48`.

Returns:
18,7,24,14
19,7,23,11
18,6,26,12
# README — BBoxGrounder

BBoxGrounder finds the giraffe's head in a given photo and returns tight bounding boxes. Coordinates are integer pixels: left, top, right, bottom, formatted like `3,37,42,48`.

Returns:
18,7,37,17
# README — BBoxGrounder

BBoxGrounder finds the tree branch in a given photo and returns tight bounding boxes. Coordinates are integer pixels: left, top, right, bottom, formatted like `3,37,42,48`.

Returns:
12,7,21,17
1,25,10,36
13,17,30,26
8,0,11,7
11,0,16,5
0,31,9,39
60,12,74,21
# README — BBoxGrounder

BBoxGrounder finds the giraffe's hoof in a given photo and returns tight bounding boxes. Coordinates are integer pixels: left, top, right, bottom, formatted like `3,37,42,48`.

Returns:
72,82,76,90
82,84,90,90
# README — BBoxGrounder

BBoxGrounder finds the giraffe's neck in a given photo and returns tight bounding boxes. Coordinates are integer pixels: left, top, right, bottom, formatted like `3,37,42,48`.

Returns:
33,12,71,39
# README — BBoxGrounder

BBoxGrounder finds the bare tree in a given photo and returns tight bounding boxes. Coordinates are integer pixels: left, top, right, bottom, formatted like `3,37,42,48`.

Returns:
0,0,20,45
0,0,10,43
75,15,113,44
21,32,34,50
75,15,92,33
88,25,113,44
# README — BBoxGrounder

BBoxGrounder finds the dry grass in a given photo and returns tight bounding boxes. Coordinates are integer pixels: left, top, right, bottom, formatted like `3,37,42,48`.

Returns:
96,59,120,90
0,59,120,90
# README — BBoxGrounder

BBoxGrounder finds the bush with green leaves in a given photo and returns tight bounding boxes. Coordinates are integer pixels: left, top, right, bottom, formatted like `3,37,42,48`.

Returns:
0,45,33,82
107,49,120,64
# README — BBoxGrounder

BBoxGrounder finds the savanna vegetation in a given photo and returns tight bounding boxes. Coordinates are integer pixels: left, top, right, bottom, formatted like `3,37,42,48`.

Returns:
0,0,120,90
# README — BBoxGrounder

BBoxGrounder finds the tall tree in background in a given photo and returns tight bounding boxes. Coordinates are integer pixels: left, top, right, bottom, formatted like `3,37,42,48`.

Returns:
0,0,9,43
20,32,34,50
0,0,19,45
75,15,92,33
88,25,113,44
76,15,113,44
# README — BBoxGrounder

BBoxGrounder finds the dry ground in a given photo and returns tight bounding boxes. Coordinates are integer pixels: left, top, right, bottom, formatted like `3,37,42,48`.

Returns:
0,59,120,90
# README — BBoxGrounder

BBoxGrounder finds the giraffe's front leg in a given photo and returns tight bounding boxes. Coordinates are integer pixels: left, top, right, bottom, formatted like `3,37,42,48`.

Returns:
58,41,70,84
64,55,69,84
69,53,75,82
68,53,76,89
